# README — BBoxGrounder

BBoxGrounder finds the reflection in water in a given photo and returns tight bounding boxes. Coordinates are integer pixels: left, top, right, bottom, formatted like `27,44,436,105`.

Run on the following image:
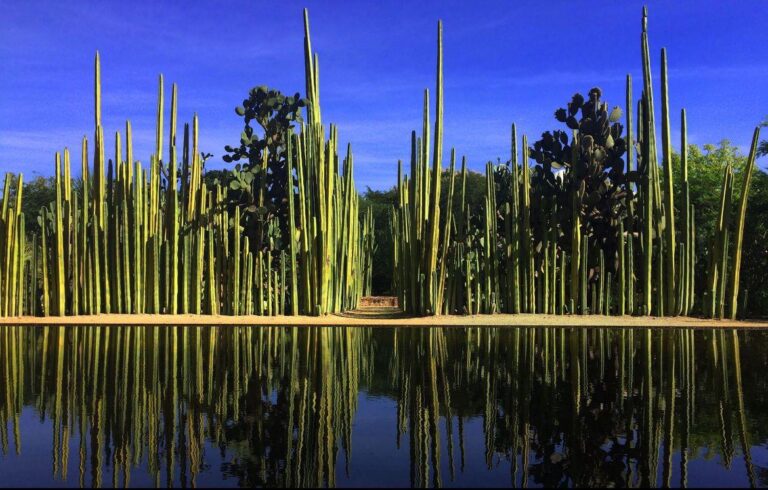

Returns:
0,326,765,487
0,326,373,487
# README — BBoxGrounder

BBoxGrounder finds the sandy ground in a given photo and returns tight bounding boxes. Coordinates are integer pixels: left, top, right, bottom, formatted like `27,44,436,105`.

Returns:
0,307,766,328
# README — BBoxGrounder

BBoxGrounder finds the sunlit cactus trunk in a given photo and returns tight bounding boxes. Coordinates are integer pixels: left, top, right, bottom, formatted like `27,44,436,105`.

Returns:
660,48,676,314
707,164,733,318
727,128,761,319
640,8,657,316
393,20,445,316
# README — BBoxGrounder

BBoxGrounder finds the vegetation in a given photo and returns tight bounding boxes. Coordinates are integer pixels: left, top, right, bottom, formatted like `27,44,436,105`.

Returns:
222,86,305,251
0,10,374,318
1,7,764,320
361,169,486,295
392,8,762,318
363,141,768,316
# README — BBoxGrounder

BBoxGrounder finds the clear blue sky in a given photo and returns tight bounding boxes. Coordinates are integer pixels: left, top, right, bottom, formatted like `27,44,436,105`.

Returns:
2,0,767,190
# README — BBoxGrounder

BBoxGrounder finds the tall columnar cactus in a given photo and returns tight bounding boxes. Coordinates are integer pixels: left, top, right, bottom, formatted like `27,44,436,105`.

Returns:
679,109,693,316
274,8,373,315
569,133,583,314
510,125,521,313
0,6,759,321
1,11,374,319
1,174,24,316
437,150,456,311
727,127,761,319
394,20,446,316
640,7,657,316
706,164,733,318
660,48,676,314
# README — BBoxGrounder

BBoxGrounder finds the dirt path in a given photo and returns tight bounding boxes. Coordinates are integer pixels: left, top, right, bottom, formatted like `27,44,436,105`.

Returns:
1,307,766,328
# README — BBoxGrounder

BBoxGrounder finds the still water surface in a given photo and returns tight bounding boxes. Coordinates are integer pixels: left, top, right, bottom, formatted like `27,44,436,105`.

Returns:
0,326,766,487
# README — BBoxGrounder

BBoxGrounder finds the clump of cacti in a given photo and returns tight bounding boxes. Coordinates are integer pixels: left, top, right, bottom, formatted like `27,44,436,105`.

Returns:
0,7,760,320
393,7,760,318
392,21,445,315
0,9,373,318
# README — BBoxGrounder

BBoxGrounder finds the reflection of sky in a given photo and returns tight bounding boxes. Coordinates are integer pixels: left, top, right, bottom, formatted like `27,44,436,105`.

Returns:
346,393,765,488
2,1,767,191
0,407,235,488
340,395,512,488
2,394,764,487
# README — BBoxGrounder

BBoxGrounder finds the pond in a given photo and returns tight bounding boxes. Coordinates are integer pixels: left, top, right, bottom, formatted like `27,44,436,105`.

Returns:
0,326,766,487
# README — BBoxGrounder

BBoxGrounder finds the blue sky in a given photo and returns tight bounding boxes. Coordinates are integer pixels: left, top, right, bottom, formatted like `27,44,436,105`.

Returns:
2,0,767,190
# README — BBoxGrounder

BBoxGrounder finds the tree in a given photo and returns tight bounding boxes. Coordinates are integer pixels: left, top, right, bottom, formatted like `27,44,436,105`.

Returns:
760,116,768,157
360,169,486,295
672,140,768,317
223,86,306,252
202,169,235,189
359,187,397,294
21,176,56,236
528,87,632,258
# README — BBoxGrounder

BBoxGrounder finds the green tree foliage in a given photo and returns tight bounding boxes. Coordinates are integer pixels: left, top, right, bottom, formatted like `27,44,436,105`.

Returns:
759,116,768,157
21,176,56,236
671,142,745,243
672,141,768,316
361,168,485,295
359,187,396,294
442,168,486,231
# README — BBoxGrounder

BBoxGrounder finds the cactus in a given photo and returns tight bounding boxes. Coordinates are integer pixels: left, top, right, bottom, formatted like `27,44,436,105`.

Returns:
640,7,656,316
660,48,676,314
679,109,690,315
0,11,373,319
0,7,758,321
394,20,446,315
707,164,733,318
727,127,761,319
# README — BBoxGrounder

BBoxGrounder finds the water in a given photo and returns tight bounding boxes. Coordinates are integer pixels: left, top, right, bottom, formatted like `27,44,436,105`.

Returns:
0,326,766,488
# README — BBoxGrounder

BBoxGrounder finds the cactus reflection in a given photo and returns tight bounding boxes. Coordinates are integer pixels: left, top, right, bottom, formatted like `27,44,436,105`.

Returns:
0,326,373,487
0,326,765,487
